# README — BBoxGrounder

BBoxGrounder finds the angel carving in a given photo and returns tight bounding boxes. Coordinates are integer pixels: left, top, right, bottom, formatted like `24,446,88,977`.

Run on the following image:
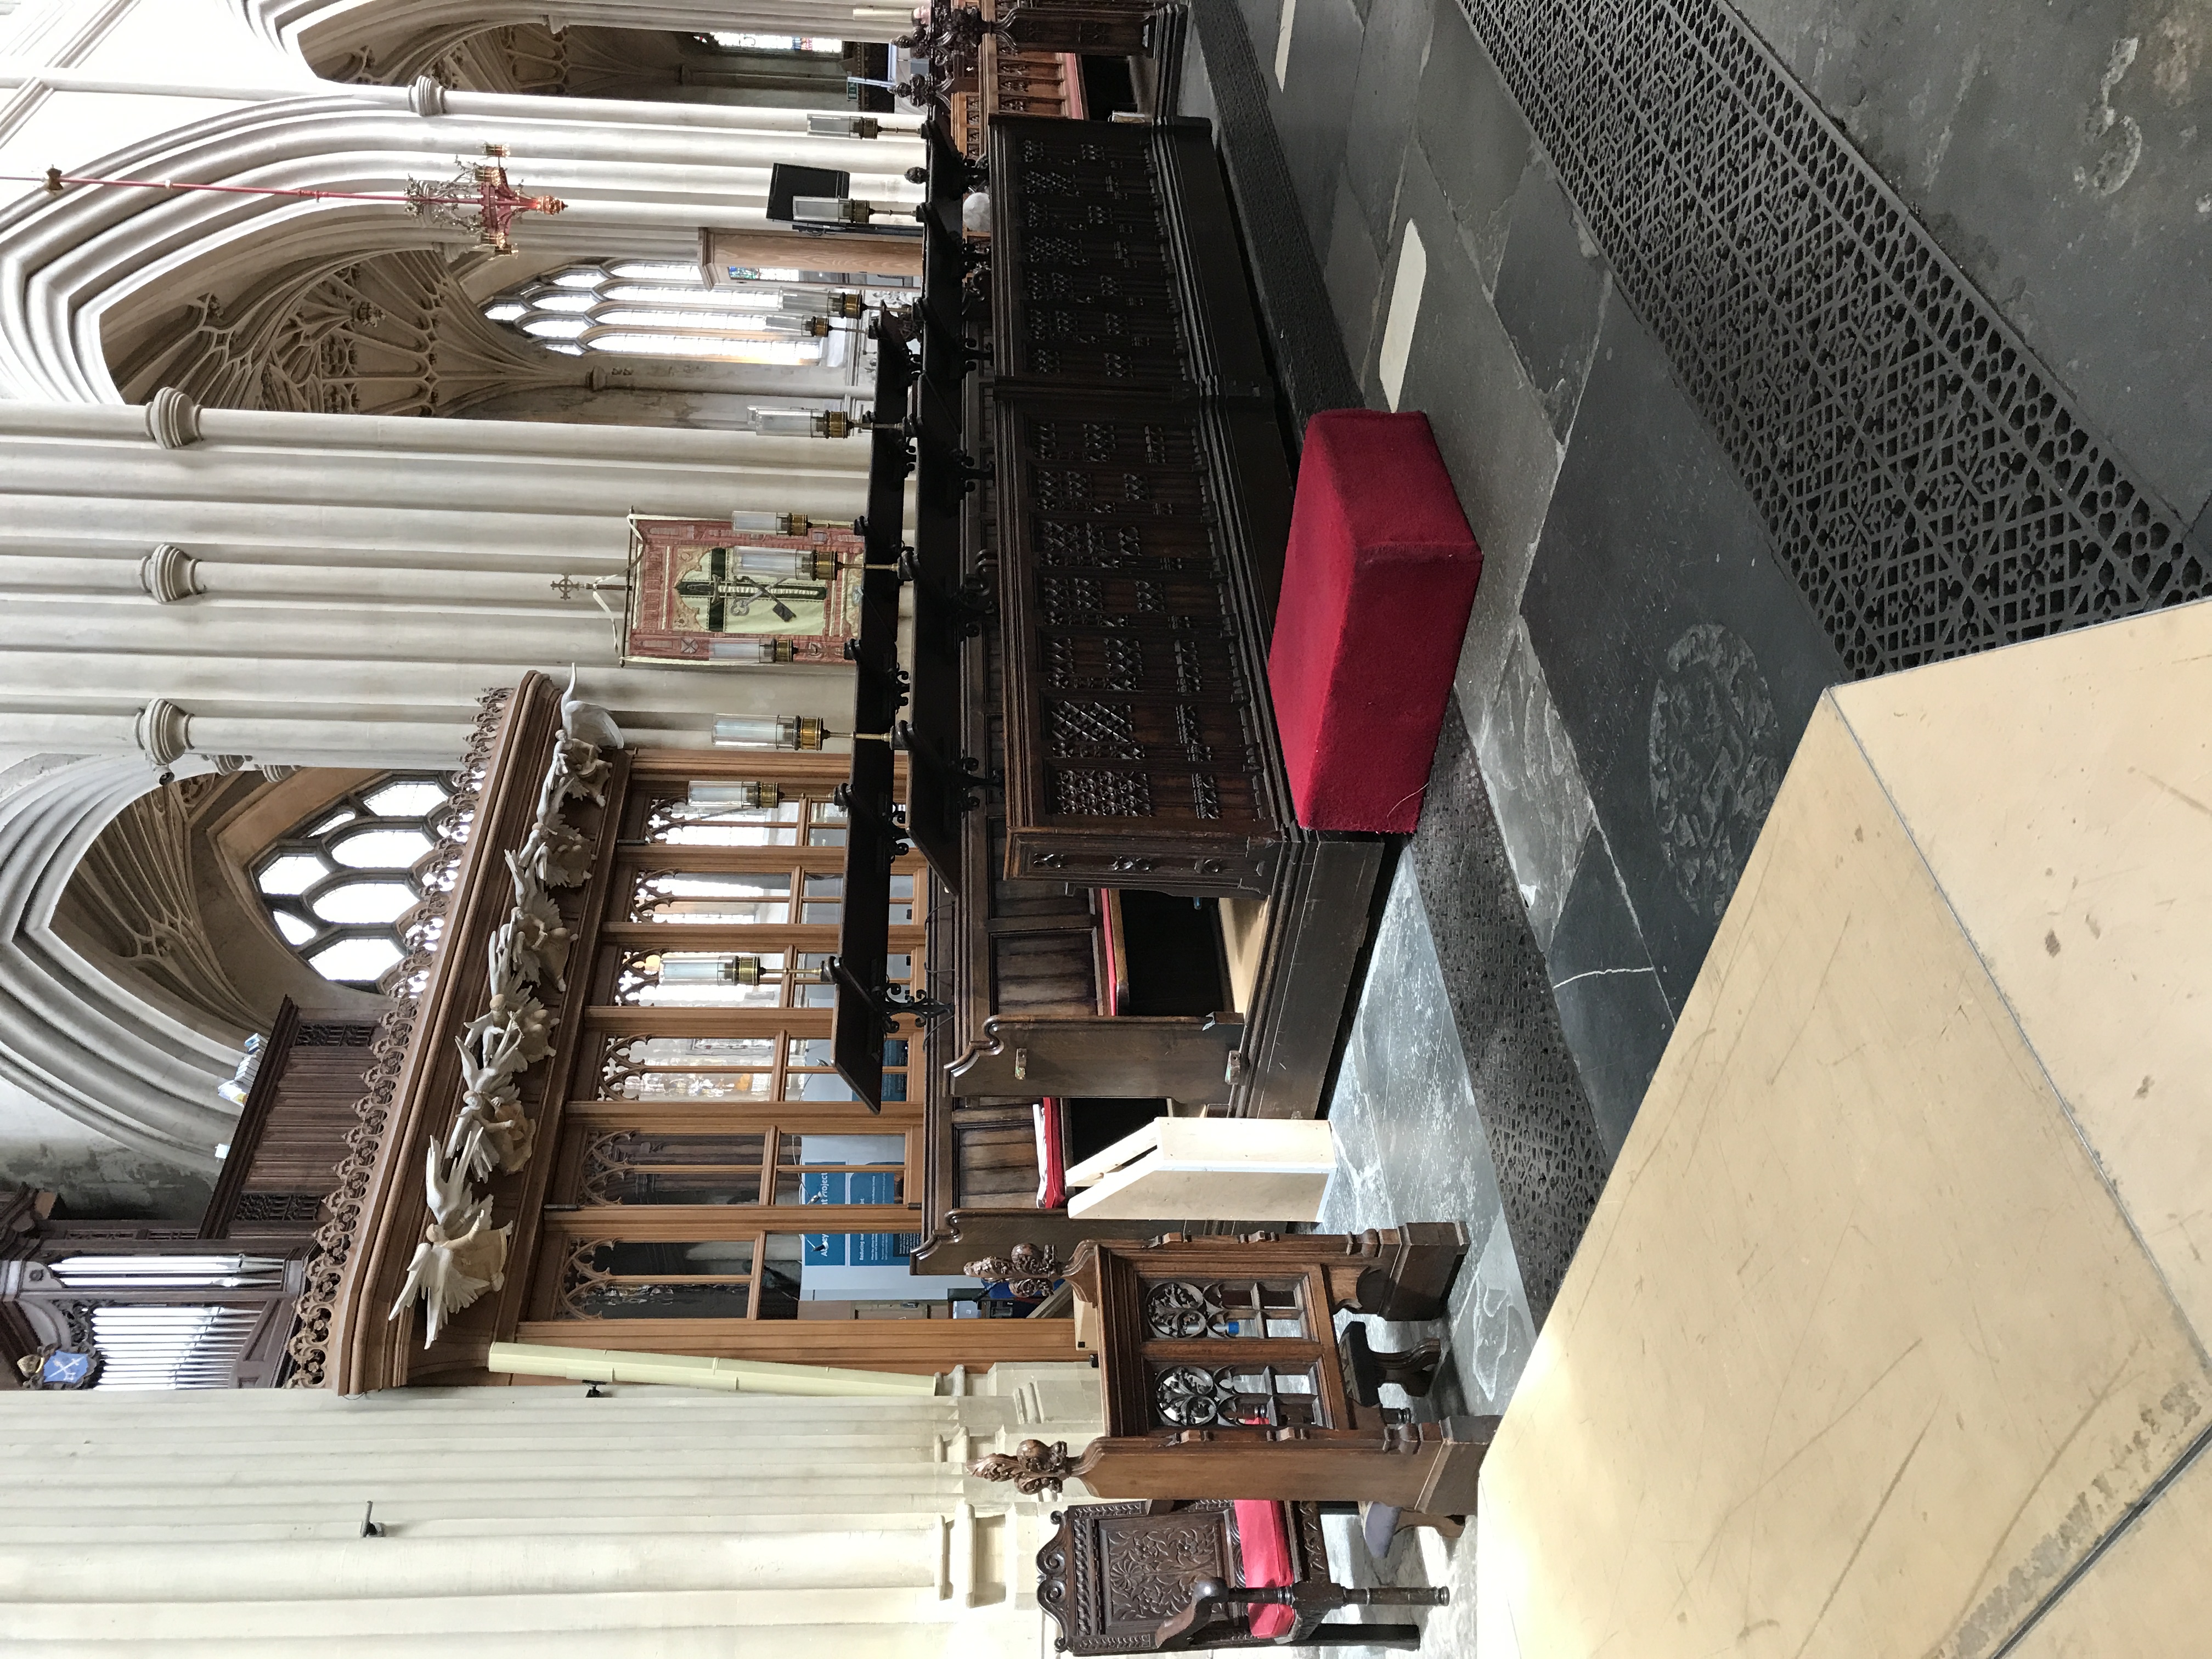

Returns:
389,1212,512,1348
507,847,550,917
487,921,532,1012
508,886,573,989
515,816,594,889
424,1135,490,1236
460,998,552,1076
449,1091,535,1180
456,1028,527,1105
543,736,612,812
560,666,624,751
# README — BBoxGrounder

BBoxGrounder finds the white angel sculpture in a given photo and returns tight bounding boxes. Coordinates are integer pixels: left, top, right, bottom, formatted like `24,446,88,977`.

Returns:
546,736,612,809
449,1092,535,1180
389,1212,511,1348
456,1028,526,1105
425,1136,490,1236
508,886,573,989
487,921,531,1009
515,816,594,889
460,1000,552,1077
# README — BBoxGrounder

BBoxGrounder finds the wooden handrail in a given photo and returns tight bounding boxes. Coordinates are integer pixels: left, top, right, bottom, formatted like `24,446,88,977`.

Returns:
198,997,301,1239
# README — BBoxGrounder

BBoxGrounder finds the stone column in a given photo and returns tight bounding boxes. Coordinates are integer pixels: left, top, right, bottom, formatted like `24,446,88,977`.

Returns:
0,1366,1103,1656
0,397,880,767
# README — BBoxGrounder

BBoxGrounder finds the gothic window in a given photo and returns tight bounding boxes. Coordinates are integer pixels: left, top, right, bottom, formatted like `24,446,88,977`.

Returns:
254,774,453,989
482,261,899,368
701,32,843,52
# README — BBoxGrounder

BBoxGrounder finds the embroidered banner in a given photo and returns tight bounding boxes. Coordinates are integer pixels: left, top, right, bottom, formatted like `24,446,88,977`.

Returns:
624,516,863,667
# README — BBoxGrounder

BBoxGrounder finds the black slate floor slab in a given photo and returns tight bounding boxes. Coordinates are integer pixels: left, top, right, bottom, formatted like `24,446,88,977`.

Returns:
1546,825,1677,1159
1520,298,1845,1009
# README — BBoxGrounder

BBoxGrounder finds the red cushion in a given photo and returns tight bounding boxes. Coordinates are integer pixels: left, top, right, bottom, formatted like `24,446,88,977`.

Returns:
1232,1499,1296,1640
1267,410,1482,832
1032,1098,1066,1209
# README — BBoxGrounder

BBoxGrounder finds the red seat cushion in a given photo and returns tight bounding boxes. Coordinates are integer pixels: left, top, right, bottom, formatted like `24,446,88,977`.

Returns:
1032,1098,1066,1209
1232,1499,1297,1640
1267,410,1482,832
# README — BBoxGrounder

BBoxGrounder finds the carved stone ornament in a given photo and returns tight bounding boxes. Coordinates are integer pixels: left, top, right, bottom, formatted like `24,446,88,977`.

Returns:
139,544,202,605
144,386,203,449
17,1344,104,1390
407,74,449,117
133,697,193,768
967,1437,1075,1494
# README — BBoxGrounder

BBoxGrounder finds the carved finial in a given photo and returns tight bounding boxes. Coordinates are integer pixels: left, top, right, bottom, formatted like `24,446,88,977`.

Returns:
962,1240,1062,1299
966,1437,1074,1495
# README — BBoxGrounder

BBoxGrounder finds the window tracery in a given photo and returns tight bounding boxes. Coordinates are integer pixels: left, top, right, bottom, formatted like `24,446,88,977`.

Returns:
254,775,455,989
116,251,568,416
482,260,899,368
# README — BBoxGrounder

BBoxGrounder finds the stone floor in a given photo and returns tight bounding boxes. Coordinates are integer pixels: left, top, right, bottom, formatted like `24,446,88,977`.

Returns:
1168,0,2211,1650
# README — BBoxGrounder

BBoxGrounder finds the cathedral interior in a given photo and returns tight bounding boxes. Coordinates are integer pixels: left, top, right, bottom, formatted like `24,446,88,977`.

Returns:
1,0,2207,1655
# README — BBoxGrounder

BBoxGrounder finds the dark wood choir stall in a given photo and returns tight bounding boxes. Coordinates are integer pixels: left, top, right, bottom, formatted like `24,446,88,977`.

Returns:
301,101,1392,1394
830,111,1386,1284
1036,1499,1446,1652
315,676,1084,1391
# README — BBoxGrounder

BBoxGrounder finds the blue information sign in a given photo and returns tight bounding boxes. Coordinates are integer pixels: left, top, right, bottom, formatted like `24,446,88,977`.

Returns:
802,1169,908,1266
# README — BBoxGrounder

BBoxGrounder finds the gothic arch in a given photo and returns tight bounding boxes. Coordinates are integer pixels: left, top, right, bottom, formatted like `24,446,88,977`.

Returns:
0,86,918,404
228,0,896,85
0,756,250,1173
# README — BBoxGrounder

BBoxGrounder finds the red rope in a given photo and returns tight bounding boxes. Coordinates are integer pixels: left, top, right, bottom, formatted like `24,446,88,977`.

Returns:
3,171,450,206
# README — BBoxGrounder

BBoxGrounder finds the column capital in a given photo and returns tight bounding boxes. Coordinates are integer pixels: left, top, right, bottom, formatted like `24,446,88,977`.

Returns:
407,75,448,118
140,544,202,605
132,698,192,768
144,388,202,450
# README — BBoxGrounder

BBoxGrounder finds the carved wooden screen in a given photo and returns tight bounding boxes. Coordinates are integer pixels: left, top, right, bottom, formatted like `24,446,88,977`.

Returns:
992,395,1282,895
988,129,1187,387
986,116,1290,898
525,753,934,1330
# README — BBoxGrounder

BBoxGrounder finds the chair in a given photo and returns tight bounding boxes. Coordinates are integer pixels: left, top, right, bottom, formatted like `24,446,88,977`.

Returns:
1036,1498,1447,1652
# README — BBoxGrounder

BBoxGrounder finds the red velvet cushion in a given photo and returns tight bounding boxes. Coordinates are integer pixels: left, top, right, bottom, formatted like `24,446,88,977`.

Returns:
1267,410,1482,832
1233,1499,1296,1641
1032,1098,1066,1209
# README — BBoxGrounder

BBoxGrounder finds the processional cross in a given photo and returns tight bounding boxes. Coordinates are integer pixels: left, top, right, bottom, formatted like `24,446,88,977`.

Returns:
12,144,565,254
